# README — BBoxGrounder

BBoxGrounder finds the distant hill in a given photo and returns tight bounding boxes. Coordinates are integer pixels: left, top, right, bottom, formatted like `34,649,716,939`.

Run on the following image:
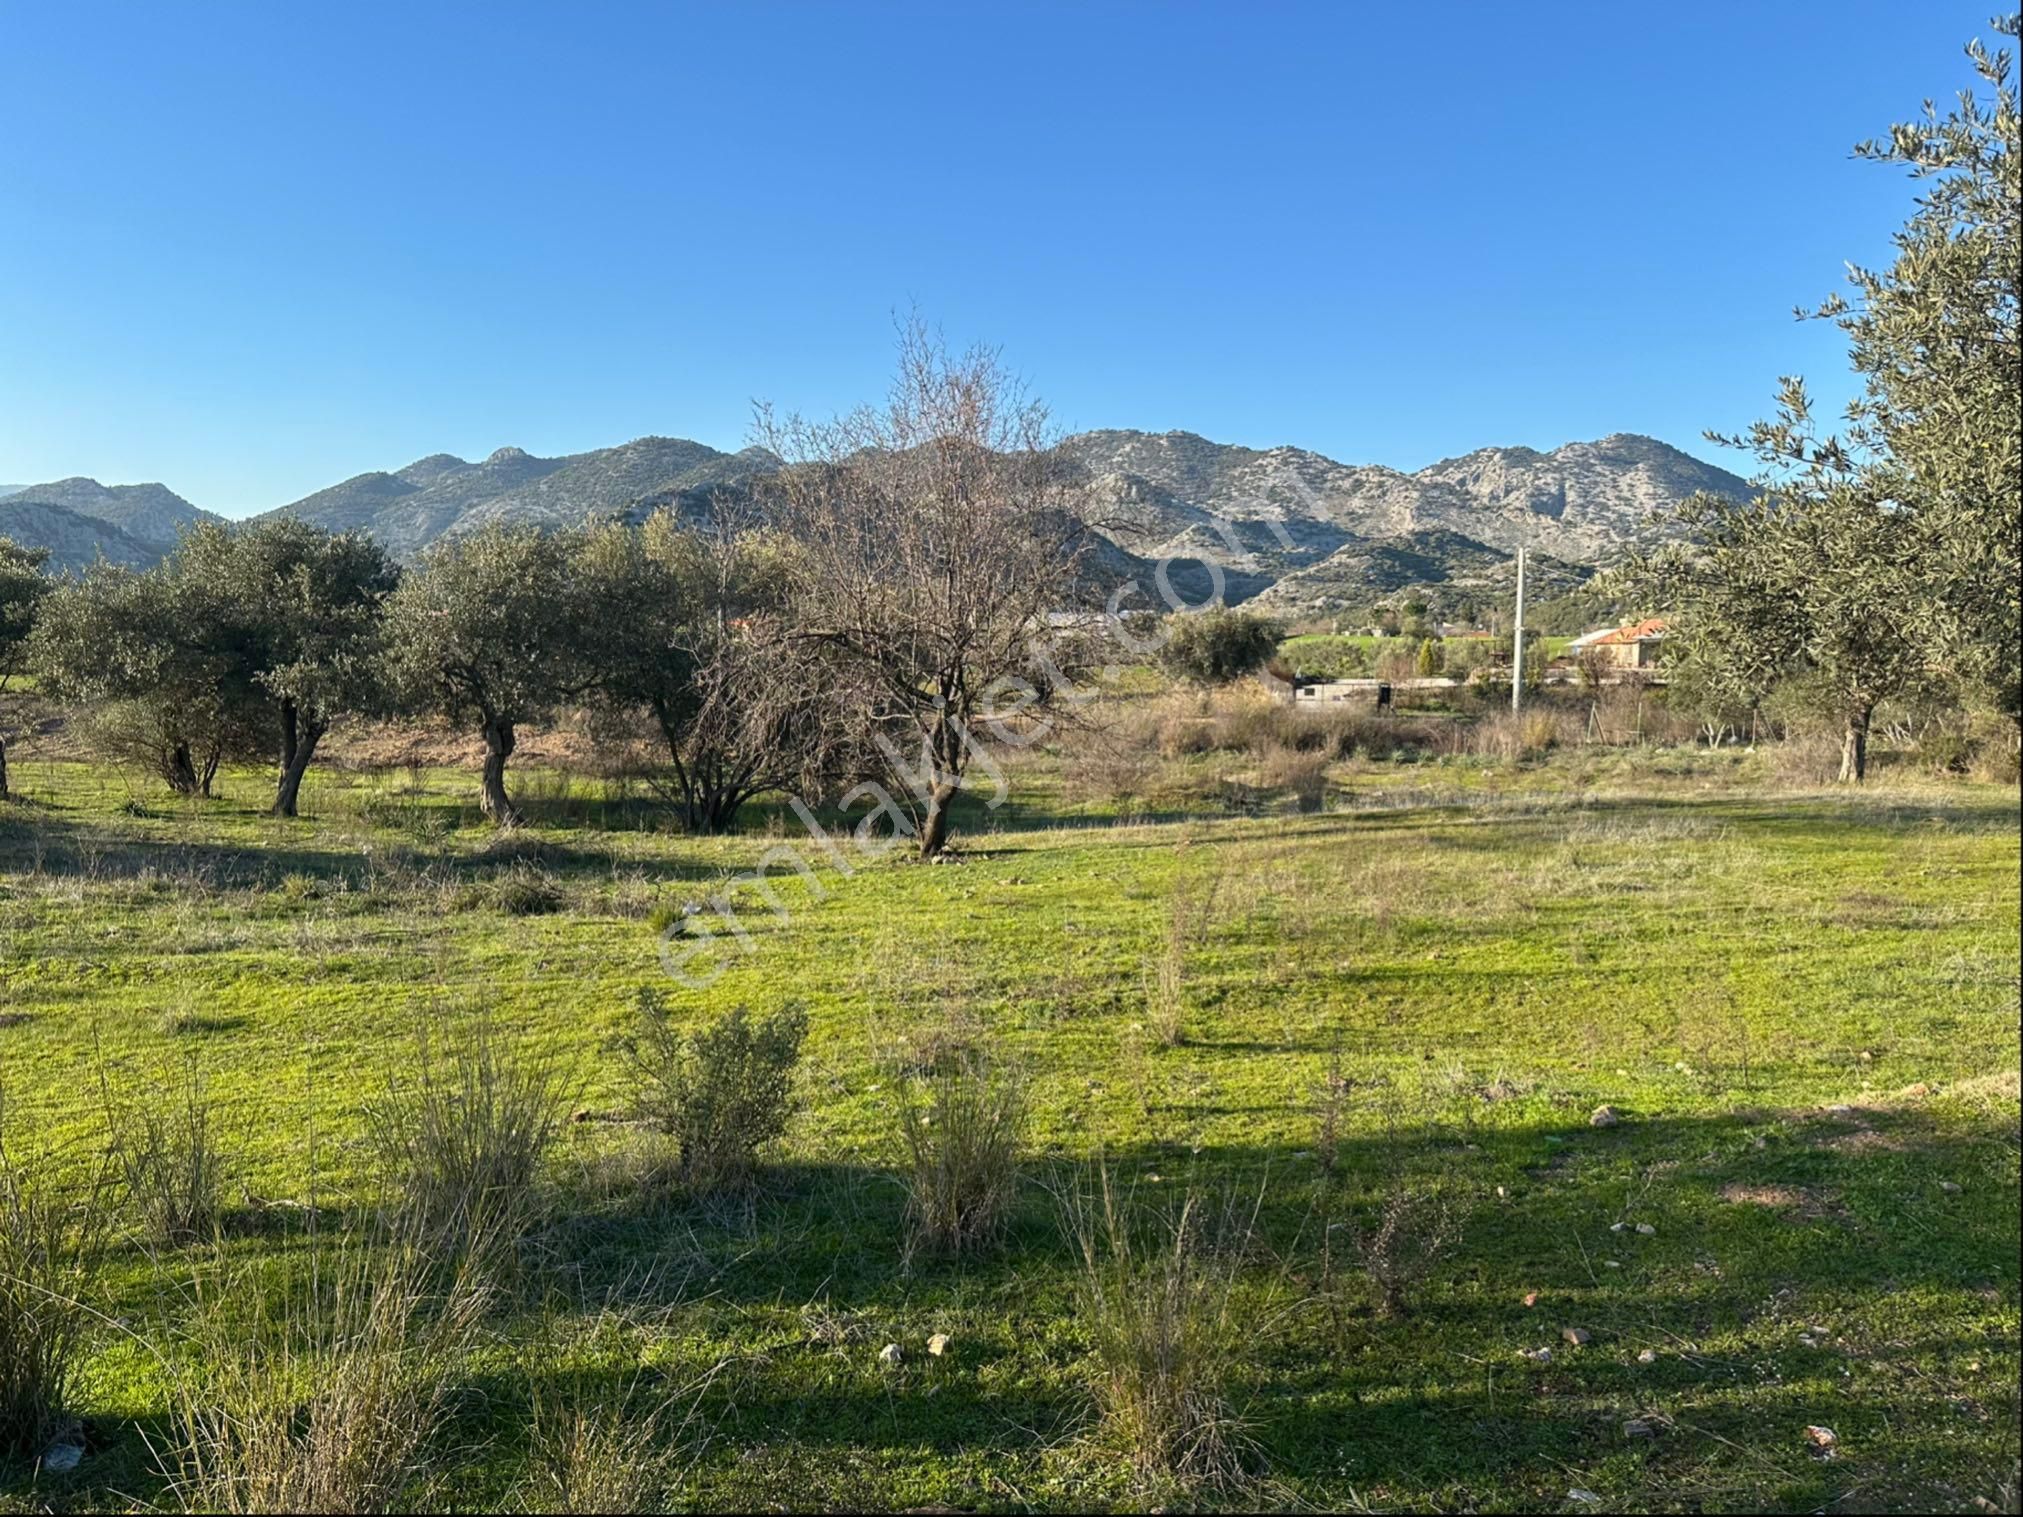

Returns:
257,437,779,559
0,476,223,568
1058,429,1749,617
0,430,1749,611
0,499,163,572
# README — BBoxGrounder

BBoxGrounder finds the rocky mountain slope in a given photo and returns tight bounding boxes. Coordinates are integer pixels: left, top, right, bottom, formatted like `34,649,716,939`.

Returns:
0,430,1749,610
0,477,222,568
1057,429,1748,616
258,436,779,559
0,499,164,572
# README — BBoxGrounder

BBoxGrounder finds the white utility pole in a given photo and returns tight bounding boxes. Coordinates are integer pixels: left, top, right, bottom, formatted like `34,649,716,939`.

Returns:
1510,545,1527,713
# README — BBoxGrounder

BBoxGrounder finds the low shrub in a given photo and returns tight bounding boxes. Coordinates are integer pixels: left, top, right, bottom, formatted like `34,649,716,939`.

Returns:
102,1060,229,1247
895,1048,1028,1260
364,1016,570,1252
1065,1170,1254,1489
0,1102,108,1459
624,994,808,1193
458,861,565,916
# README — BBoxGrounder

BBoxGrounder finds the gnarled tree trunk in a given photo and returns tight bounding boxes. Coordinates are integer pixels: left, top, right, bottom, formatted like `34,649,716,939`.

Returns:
273,703,325,817
1838,703,1873,783
164,741,201,796
480,715,522,825
0,734,9,801
917,781,959,860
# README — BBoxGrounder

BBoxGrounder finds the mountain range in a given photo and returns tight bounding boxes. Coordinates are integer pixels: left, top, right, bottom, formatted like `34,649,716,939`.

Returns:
0,430,1751,614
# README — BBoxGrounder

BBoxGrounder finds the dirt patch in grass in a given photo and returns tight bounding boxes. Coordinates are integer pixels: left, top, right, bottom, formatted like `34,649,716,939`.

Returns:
1820,1125,1910,1154
1718,1182,1846,1221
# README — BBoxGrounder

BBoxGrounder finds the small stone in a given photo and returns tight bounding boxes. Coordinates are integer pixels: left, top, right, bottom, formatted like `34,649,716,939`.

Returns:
1939,1180,1962,1194
878,1342,903,1367
927,1333,951,1357
1858,1050,1873,1062
40,1440,83,1474
1635,1222,1657,1236
1609,1221,1626,1233
1496,1185,1508,1198
1568,1491,1601,1506
1604,1259,1622,1268
1804,1424,1838,1453
1623,1417,1657,1439
1521,1346,1553,1363
1522,1291,1539,1307
1562,1327,1592,1347
1589,1105,1621,1128
1637,1348,1658,1363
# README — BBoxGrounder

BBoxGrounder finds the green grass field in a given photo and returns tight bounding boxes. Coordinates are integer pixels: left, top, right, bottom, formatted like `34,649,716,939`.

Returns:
1,744,2017,1512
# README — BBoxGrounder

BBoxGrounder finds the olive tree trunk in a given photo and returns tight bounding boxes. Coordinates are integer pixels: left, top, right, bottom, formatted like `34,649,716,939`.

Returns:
480,716,522,825
1838,703,1874,783
273,703,326,818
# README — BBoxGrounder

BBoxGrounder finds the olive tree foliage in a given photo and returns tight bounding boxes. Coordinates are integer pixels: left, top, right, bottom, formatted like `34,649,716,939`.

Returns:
1620,16,2020,781
1637,422,1933,782
32,548,267,797
30,522,394,810
1159,607,1283,685
576,507,835,833
755,320,1093,859
1820,14,2019,723
0,538,52,800
379,523,589,825
177,519,398,815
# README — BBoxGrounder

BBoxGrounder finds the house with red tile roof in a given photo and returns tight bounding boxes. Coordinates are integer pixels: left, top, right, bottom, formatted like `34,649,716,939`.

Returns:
1570,617,1668,668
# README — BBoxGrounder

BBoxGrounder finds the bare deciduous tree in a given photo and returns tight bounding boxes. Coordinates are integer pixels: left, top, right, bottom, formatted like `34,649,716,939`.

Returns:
756,320,1091,858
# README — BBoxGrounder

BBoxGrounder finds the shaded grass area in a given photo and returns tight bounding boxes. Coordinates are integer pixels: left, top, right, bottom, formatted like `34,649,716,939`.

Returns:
0,753,2017,1511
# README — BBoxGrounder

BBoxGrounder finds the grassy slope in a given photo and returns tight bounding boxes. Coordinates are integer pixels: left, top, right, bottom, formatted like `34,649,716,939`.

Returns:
1,749,2017,1512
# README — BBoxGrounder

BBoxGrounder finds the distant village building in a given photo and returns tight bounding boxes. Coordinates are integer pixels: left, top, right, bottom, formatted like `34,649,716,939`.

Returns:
1570,617,1667,669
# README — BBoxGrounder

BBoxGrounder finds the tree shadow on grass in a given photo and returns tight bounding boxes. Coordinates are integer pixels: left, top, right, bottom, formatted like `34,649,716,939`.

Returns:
13,1085,2014,1513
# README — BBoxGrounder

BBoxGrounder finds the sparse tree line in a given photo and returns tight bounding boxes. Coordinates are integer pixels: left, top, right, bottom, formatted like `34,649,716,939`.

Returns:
0,326,1097,853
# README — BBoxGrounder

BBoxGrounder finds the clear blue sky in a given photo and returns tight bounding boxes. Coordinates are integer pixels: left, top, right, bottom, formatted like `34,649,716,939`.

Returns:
0,1,2000,516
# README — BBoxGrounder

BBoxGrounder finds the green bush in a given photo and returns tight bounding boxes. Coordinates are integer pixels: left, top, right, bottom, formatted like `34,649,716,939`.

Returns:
1159,609,1283,685
625,994,809,1192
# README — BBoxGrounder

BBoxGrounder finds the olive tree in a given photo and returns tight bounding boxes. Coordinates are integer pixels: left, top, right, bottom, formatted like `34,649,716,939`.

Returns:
1622,16,2019,780
0,538,52,800
576,509,833,833
32,555,267,796
1630,393,1933,782
379,523,587,825
756,320,1091,859
178,519,398,816
1821,16,2020,723
1159,607,1283,685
